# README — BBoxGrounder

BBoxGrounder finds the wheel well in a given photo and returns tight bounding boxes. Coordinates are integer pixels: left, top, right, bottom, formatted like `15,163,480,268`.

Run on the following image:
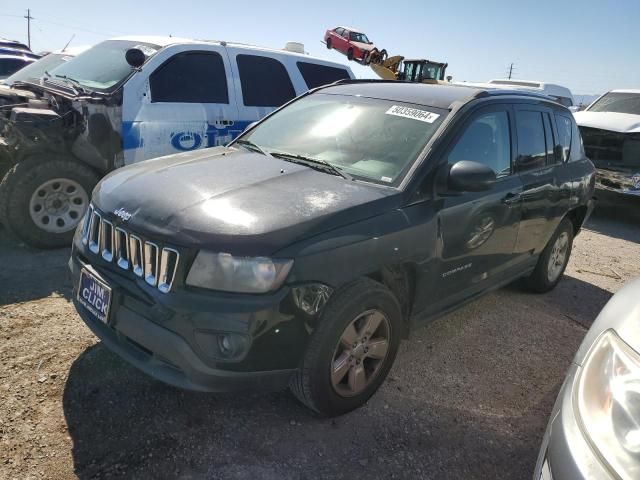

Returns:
366,264,416,337
565,206,588,235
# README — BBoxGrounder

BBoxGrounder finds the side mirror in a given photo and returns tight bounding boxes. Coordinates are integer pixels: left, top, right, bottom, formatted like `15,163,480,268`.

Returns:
125,48,146,68
448,160,496,192
568,106,580,113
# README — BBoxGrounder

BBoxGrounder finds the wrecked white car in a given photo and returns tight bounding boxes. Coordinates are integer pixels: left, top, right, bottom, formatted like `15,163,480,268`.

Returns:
0,36,353,248
574,90,640,203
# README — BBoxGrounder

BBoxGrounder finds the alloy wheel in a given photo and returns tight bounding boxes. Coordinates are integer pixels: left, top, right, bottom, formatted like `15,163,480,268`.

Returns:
330,309,391,397
547,231,569,282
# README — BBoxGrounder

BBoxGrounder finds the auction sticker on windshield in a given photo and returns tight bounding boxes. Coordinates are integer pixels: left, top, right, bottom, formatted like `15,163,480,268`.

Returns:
77,268,112,324
385,105,440,123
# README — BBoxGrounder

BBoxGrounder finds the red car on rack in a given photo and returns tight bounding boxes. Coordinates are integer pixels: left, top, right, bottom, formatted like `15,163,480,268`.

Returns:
324,26,379,63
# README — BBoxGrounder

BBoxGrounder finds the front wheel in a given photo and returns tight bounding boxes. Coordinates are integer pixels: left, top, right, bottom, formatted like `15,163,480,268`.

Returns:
347,48,354,61
523,218,574,293
326,38,332,50
0,156,100,249
289,278,402,416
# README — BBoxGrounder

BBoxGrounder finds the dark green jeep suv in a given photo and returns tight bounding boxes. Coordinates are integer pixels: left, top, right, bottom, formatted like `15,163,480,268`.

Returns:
70,81,595,415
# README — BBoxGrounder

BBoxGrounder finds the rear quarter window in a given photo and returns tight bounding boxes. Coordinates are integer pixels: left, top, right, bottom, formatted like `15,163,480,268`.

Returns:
296,62,350,89
236,54,296,107
555,114,572,162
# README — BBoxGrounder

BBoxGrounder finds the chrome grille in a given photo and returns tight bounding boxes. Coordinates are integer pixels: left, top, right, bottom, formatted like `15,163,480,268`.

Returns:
80,205,180,293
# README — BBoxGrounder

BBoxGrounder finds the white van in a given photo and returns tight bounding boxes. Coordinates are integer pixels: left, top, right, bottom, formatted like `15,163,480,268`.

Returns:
0,36,355,247
487,79,574,107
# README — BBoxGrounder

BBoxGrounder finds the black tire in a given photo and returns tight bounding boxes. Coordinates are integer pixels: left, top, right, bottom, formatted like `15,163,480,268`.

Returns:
325,38,332,50
523,218,574,293
347,48,354,61
379,49,388,61
289,278,402,416
0,156,99,249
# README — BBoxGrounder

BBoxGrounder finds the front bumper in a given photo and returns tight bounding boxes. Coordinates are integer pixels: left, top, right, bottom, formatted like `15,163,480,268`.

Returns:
533,365,614,479
69,246,311,393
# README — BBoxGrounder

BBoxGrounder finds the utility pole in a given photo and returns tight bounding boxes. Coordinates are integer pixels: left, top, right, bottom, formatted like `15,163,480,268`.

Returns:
24,9,34,49
508,62,514,80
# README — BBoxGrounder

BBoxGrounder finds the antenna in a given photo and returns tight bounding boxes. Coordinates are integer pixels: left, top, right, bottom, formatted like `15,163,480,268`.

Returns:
62,34,75,52
507,62,515,80
24,9,34,49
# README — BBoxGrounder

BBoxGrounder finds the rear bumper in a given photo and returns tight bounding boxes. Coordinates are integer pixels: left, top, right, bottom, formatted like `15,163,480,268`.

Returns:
69,250,303,393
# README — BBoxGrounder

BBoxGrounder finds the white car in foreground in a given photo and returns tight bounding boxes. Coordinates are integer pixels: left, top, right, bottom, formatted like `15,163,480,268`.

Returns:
534,277,640,479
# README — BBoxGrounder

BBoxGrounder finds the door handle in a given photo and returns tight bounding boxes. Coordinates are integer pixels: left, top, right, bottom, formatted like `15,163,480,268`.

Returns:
502,192,521,206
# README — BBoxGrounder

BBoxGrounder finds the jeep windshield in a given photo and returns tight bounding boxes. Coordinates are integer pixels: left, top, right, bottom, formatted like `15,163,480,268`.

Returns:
46,40,160,92
238,94,447,186
588,92,640,115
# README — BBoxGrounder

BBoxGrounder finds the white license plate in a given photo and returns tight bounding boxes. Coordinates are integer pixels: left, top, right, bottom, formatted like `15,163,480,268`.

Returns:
77,268,112,323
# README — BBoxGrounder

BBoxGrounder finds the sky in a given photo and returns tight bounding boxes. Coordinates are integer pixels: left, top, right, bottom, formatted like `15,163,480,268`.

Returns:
1,0,638,95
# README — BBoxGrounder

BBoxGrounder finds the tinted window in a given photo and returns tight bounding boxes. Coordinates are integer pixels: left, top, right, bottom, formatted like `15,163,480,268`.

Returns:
543,113,557,164
448,111,511,177
555,114,572,162
150,51,228,103
516,111,547,171
0,58,29,77
237,54,296,107
334,28,344,36
297,62,350,89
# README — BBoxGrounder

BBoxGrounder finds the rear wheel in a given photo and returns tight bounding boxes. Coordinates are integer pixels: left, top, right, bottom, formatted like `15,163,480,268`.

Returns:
523,218,574,293
0,156,99,248
289,278,402,416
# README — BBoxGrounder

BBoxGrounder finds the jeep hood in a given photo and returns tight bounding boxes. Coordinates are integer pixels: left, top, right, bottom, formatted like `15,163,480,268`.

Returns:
93,147,400,256
574,111,640,134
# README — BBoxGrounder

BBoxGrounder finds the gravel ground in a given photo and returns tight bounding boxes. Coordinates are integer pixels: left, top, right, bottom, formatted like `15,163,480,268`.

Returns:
1,206,639,480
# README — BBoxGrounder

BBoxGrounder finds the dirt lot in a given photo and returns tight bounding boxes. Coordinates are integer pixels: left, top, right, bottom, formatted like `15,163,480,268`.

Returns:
1,206,639,480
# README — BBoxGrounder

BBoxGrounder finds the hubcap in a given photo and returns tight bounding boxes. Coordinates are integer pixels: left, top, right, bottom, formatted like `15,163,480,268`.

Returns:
547,232,569,282
330,309,391,397
29,178,89,233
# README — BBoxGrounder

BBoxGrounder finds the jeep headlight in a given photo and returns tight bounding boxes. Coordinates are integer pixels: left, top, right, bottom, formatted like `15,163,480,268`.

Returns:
186,251,293,293
576,330,640,479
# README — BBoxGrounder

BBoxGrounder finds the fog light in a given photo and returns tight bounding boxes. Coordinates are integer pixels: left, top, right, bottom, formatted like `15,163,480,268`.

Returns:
292,283,333,315
216,333,248,359
194,330,249,361
219,335,232,354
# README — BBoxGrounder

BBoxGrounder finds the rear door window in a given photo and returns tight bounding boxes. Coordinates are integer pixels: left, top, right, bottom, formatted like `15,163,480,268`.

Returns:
555,114,572,162
150,51,228,103
297,62,350,89
515,111,547,171
236,54,296,107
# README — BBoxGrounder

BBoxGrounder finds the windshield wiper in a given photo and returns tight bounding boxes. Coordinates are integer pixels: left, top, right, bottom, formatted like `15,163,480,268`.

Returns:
270,151,352,180
234,139,272,157
53,74,86,94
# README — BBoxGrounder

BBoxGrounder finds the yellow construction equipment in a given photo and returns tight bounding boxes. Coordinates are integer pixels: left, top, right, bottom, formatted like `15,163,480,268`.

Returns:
368,53,449,84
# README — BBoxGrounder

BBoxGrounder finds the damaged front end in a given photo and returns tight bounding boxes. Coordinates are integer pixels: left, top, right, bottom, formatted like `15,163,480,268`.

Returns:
0,81,123,176
580,126,640,200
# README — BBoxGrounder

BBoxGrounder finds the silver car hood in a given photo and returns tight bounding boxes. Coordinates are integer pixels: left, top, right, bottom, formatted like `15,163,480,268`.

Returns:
574,111,640,134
